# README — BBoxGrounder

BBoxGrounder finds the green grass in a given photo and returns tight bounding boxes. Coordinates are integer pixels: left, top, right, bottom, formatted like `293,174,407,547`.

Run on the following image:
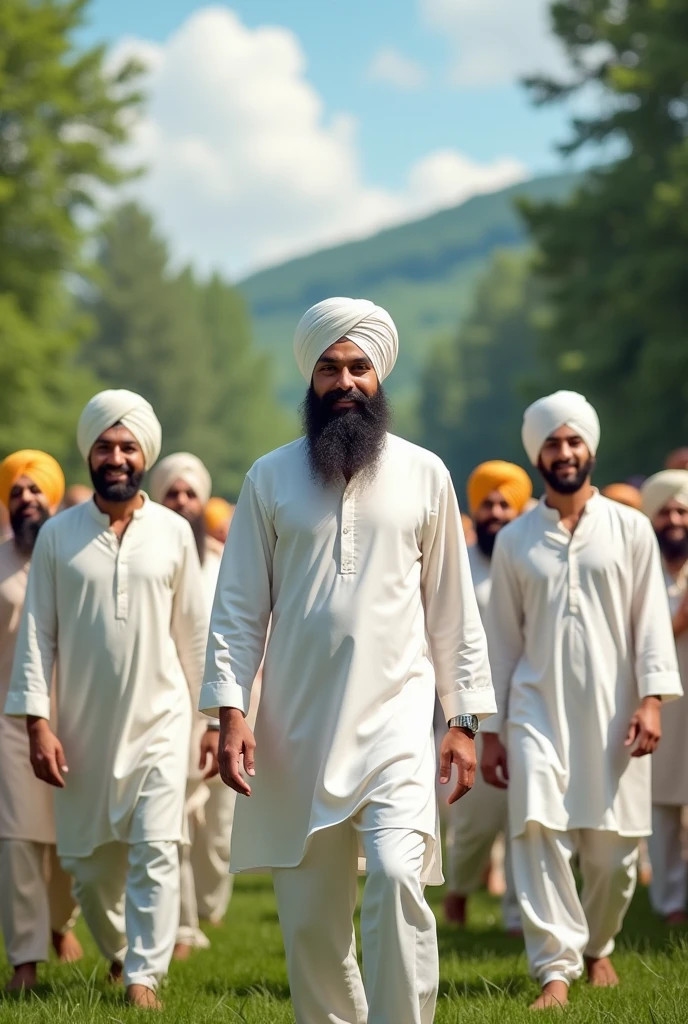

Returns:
1,876,687,1022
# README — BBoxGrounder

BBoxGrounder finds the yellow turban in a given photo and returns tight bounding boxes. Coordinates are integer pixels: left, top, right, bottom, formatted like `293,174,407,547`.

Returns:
0,450,65,511
204,497,233,534
467,460,533,518
601,483,642,510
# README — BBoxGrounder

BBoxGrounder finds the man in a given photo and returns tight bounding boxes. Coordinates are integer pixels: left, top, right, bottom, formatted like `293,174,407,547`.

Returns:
61,483,93,509
204,497,234,545
665,448,688,472
641,470,688,924
150,453,235,956
200,297,496,1024
5,390,214,1009
481,390,682,1010
444,460,532,933
0,451,81,991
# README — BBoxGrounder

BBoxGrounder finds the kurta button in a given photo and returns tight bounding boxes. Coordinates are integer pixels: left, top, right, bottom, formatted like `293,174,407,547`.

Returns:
343,528,349,535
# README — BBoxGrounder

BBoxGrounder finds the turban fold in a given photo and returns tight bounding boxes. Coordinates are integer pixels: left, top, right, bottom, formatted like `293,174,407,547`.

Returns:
601,483,642,510
293,297,399,383
641,470,688,521
77,389,162,470
204,497,233,534
522,390,600,466
467,461,533,517
149,453,212,506
0,450,65,510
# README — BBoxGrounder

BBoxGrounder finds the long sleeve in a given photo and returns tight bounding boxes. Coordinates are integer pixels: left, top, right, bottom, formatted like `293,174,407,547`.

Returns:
481,530,524,734
171,524,209,710
421,471,496,721
4,527,56,720
199,475,276,717
630,516,682,701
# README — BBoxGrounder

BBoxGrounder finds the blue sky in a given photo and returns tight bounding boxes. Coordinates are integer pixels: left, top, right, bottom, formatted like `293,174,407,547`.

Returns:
80,1,581,277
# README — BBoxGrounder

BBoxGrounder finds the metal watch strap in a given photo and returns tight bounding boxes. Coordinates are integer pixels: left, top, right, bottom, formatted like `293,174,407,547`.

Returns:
448,714,479,734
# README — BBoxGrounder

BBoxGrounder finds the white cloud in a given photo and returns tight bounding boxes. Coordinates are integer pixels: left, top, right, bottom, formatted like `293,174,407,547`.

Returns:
113,6,528,278
367,47,426,90
421,0,567,86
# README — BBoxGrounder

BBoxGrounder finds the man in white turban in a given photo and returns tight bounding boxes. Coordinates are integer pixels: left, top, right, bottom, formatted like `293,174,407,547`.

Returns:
481,391,682,1010
641,471,688,925
200,297,496,1023
150,453,237,956
5,391,215,1009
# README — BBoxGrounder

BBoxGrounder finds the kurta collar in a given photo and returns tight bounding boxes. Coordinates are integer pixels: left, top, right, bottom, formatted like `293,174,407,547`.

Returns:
86,491,151,528
538,488,600,522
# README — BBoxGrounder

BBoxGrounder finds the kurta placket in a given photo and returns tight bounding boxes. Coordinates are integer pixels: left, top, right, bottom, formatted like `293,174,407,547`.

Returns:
340,483,356,576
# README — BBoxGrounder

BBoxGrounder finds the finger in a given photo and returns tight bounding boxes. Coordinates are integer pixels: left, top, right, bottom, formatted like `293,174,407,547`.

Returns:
500,756,509,782
55,745,69,774
224,750,252,795
203,756,220,780
624,720,639,747
438,747,452,785
40,753,65,788
243,738,256,777
448,783,470,805
482,766,507,789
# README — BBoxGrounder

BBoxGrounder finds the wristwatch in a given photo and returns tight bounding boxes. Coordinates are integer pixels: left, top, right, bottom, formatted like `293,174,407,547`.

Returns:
206,720,221,732
448,714,479,735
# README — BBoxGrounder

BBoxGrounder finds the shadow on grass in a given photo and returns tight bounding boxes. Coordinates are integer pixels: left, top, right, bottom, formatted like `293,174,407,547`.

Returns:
202,979,292,1000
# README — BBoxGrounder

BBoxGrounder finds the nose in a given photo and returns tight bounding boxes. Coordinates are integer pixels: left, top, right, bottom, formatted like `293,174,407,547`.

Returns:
336,367,356,392
558,441,574,461
109,447,127,466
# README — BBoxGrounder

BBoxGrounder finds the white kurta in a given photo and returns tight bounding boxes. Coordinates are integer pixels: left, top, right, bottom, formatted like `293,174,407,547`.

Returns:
652,562,688,806
200,433,495,883
468,544,491,617
5,496,207,858
483,493,682,838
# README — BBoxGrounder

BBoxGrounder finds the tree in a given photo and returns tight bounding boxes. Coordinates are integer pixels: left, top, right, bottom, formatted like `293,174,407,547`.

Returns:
521,0,688,481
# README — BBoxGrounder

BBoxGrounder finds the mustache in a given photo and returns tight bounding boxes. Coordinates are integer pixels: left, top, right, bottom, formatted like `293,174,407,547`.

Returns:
320,387,369,408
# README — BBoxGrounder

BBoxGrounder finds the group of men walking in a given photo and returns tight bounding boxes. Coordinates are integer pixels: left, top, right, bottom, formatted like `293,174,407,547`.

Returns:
1,295,687,1022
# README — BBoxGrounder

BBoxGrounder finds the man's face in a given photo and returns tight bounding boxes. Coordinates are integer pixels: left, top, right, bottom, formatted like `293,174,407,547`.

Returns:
653,499,688,561
311,340,379,407
89,424,145,502
474,490,517,557
162,479,204,522
538,426,594,494
9,475,51,551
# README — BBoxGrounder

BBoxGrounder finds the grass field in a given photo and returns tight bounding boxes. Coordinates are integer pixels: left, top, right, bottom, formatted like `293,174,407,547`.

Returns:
1,875,687,1023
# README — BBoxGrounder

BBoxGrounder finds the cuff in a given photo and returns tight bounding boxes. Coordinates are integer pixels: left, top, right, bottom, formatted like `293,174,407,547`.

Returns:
479,709,506,734
198,679,251,718
439,686,498,722
638,671,683,703
3,692,51,719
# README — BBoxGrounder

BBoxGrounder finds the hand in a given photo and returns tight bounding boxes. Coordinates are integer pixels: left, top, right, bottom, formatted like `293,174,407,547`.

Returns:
27,717,68,788
218,707,256,796
481,733,509,789
199,728,220,780
439,727,476,805
625,696,662,757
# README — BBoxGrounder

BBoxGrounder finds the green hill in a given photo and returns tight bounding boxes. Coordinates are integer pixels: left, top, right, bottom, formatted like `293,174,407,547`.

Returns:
239,173,576,410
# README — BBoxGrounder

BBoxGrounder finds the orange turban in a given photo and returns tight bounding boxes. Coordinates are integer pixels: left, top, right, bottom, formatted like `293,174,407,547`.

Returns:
601,483,642,510
0,449,65,510
204,497,233,534
467,460,532,518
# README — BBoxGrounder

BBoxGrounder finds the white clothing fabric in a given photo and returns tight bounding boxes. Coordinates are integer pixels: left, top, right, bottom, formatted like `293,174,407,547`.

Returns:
467,543,491,617
200,433,495,882
62,840,178,990
521,390,600,466
149,452,212,507
641,470,688,521
293,297,399,383
0,840,78,965
5,496,207,857
76,389,162,468
190,783,236,922
483,494,682,838
648,805,687,916
512,823,638,986
177,841,211,950
273,815,437,1024
652,562,688,805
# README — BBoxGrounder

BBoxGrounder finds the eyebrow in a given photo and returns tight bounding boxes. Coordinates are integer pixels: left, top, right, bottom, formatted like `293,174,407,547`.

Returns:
316,354,372,366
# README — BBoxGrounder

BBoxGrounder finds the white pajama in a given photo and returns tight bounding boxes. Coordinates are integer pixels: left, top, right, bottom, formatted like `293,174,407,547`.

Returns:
0,840,78,965
61,840,179,990
190,782,236,922
272,815,437,1024
512,823,639,986
648,805,687,917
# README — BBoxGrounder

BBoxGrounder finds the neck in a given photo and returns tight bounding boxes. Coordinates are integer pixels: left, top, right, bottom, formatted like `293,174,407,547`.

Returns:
94,491,144,524
12,537,34,561
543,479,594,519
664,554,688,579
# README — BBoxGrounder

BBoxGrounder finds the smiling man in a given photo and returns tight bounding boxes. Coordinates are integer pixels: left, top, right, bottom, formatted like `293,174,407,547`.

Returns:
0,451,81,991
5,391,212,1010
481,391,682,1010
200,297,495,1024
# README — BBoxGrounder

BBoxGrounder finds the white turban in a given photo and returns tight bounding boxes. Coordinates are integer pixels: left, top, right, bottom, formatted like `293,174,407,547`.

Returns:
522,390,600,466
77,389,162,470
293,297,399,383
641,470,688,521
149,452,212,506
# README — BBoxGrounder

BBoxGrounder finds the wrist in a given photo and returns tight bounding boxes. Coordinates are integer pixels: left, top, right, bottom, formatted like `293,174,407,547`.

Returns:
641,695,662,706
219,706,246,724
27,716,50,733
449,726,476,741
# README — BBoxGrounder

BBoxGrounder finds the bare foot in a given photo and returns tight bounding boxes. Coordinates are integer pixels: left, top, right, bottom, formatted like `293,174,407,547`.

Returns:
585,956,619,987
5,963,38,992
443,892,467,926
173,942,193,960
52,930,83,963
665,910,688,926
107,960,123,984
529,980,568,1010
126,984,163,1010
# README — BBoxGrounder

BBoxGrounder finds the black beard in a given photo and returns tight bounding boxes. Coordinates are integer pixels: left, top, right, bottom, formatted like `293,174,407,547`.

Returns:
475,520,502,558
301,385,390,487
656,527,688,562
176,509,207,564
89,462,144,502
538,456,596,495
10,506,50,553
